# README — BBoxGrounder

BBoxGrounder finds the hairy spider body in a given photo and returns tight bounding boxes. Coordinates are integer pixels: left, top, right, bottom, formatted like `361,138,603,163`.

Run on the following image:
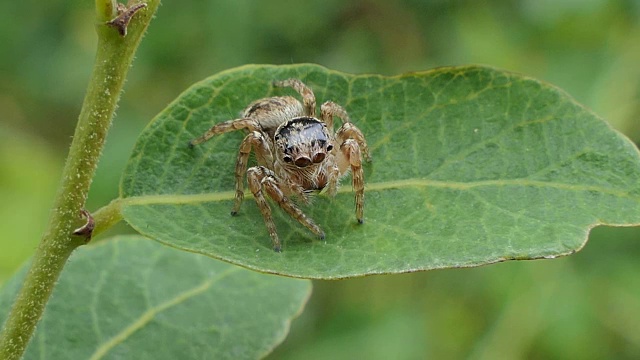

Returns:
190,79,370,252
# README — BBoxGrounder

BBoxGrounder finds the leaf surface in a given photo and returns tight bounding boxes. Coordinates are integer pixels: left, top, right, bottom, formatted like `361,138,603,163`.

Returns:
0,236,311,359
119,64,640,279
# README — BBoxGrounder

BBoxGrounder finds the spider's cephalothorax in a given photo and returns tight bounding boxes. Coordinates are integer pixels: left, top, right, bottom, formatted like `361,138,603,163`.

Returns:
189,79,371,252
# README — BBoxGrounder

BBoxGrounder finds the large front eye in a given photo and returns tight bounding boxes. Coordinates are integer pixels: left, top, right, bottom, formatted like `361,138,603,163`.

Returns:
312,152,326,163
326,144,334,152
283,155,293,163
294,157,312,168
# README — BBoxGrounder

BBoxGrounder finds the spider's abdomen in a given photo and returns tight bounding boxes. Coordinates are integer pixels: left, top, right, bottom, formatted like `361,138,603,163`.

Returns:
243,96,304,138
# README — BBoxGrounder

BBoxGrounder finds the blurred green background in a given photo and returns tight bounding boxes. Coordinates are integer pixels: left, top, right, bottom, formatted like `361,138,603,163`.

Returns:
2,0,640,358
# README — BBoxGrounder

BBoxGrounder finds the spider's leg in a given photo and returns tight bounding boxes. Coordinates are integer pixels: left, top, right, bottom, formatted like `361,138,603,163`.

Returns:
336,120,370,222
189,118,259,147
337,139,365,224
273,79,317,117
326,164,340,197
320,101,351,131
248,166,325,252
247,166,281,252
336,122,371,162
232,132,273,215
263,175,325,240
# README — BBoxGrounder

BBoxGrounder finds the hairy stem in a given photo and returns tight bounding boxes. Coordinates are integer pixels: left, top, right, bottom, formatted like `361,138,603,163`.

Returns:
0,1,160,359
92,198,125,239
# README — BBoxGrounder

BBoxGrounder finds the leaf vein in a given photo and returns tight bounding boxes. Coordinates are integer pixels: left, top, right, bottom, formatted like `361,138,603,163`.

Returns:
88,267,241,360
121,178,637,207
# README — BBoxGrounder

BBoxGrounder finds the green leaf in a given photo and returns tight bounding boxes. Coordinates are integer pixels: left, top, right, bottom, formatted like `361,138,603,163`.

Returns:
119,64,640,279
0,236,311,359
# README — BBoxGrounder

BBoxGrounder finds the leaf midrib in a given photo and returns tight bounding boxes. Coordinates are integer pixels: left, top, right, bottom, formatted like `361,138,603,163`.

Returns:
121,178,636,206
89,267,241,360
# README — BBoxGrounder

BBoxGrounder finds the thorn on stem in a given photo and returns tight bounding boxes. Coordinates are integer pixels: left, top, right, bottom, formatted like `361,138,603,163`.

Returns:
72,209,95,242
106,2,148,37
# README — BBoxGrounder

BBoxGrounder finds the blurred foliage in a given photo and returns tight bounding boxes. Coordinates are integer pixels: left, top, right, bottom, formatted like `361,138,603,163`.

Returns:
1,0,639,358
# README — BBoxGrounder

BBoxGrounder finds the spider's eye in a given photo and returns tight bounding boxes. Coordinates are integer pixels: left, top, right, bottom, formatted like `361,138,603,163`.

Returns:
283,155,293,163
326,144,334,151
312,152,326,163
295,157,312,168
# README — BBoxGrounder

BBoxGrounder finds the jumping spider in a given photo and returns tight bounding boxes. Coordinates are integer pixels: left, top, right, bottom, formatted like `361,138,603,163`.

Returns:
189,79,371,252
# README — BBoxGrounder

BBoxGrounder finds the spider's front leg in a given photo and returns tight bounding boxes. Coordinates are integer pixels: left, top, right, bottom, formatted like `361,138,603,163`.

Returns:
247,166,324,252
321,101,372,162
188,118,260,147
340,139,365,223
337,122,372,162
231,131,273,215
320,101,350,130
336,122,370,224
273,79,317,117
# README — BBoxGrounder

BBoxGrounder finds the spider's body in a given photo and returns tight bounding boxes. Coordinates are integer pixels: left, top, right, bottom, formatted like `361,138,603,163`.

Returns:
190,79,370,252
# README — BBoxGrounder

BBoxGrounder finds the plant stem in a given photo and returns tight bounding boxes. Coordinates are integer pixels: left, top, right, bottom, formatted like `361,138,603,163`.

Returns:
0,1,159,359
92,198,124,239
